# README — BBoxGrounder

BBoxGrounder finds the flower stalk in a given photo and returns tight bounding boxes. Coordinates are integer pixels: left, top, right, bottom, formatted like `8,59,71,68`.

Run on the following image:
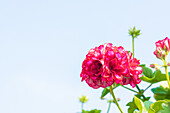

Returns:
132,37,135,57
121,85,138,93
107,101,111,113
144,84,152,92
129,27,147,99
163,60,170,88
109,85,123,113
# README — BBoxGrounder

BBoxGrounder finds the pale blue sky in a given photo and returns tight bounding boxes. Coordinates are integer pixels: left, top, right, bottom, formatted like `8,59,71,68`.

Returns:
0,0,170,113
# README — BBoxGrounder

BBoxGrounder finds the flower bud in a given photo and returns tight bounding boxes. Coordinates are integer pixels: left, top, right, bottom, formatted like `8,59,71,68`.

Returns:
117,98,120,101
79,95,88,103
168,62,170,66
129,27,141,38
150,63,161,70
150,64,156,68
154,37,170,60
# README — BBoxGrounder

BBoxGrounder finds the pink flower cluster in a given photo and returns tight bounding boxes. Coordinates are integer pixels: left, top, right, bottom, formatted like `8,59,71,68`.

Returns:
80,43,143,89
154,37,170,59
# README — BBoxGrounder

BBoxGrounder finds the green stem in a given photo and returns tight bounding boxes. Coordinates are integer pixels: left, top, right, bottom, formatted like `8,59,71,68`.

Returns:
121,85,138,93
144,84,152,92
132,36,146,99
82,103,84,111
165,65,170,88
132,37,135,57
135,82,146,100
110,85,123,113
107,102,111,113
135,85,140,92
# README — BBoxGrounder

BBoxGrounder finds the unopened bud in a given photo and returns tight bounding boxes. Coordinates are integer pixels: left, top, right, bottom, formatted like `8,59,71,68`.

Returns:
79,95,88,103
154,37,170,60
168,62,170,66
117,98,120,101
129,27,141,38
150,63,162,70
150,64,156,68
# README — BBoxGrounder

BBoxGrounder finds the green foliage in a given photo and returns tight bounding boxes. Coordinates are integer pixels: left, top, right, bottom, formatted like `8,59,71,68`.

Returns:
127,101,138,113
82,109,101,113
134,96,144,113
101,87,110,99
140,66,170,83
151,86,170,101
148,100,170,113
158,100,170,113
127,95,151,113
142,67,153,78
144,101,153,111
101,83,120,99
130,96,153,113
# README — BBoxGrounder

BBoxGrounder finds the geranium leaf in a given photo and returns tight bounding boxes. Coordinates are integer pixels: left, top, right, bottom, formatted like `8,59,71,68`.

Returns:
151,86,170,100
126,101,137,113
158,100,170,113
151,87,168,94
100,83,120,99
101,87,110,99
140,68,170,84
142,67,153,78
134,96,144,113
148,100,170,113
144,101,153,111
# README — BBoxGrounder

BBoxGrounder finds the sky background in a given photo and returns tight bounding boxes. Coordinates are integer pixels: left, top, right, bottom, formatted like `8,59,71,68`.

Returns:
0,0,170,113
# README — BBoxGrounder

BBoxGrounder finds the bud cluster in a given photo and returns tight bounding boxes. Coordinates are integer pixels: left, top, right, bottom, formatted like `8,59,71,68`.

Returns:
154,37,170,60
129,27,141,38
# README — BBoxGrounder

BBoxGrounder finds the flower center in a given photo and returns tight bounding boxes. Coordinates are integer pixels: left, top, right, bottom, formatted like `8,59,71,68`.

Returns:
91,60,102,76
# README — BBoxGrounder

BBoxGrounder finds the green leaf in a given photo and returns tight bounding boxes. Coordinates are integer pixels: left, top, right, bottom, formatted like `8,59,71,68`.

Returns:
134,96,144,113
127,94,151,113
154,94,167,101
151,87,168,94
126,102,137,113
158,100,170,113
151,86,170,100
142,67,153,78
82,109,101,113
101,87,110,99
140,69,170,84
144,101,153,111
100,83,120,99
154,71,167,82
148,100,170,113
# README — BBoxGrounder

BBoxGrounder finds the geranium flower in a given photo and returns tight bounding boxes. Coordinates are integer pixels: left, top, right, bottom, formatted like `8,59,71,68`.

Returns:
80,43,142,89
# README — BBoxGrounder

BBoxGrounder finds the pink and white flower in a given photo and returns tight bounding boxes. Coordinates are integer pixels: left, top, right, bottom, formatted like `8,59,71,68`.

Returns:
154,37,170,59
80,43,142,89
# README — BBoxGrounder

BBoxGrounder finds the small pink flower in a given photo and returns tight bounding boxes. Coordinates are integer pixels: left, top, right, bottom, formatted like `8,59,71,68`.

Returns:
80,43,142,89
154,37,170,59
